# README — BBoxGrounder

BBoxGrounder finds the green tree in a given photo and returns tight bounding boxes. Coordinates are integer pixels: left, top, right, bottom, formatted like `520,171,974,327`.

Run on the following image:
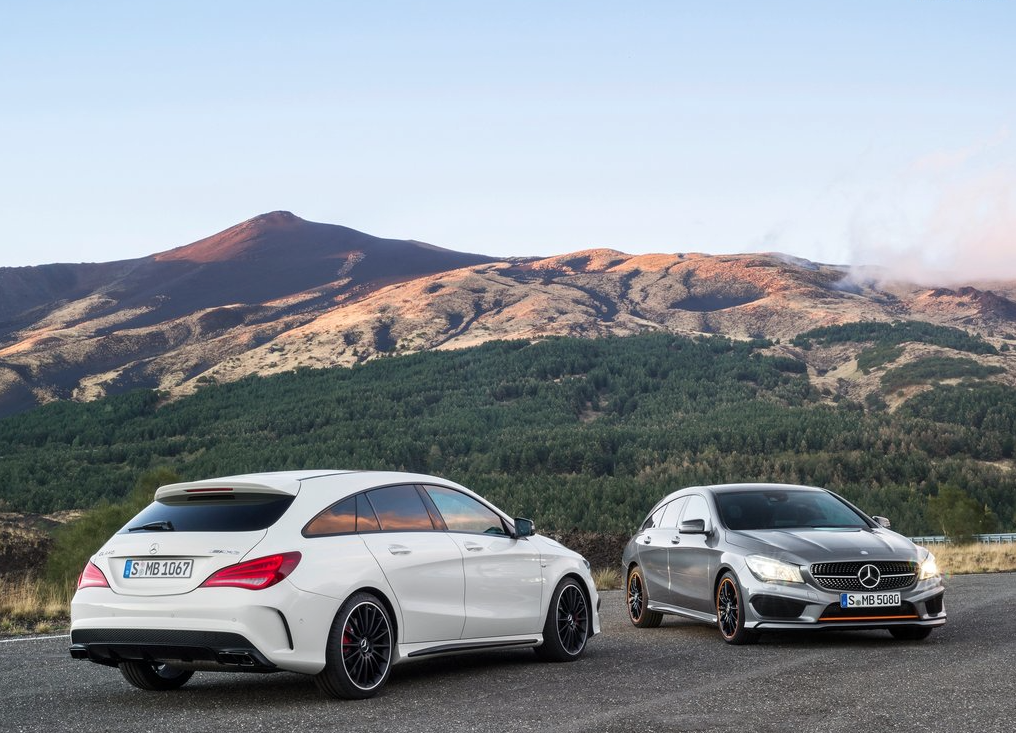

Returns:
926,485,999,541
45,468,179,589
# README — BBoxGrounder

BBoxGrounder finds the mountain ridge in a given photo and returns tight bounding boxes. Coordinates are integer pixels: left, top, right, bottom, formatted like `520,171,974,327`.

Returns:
2,212,1015,417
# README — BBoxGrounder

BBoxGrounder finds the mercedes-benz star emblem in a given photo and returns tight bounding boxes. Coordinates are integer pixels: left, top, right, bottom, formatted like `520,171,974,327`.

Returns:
857,563,880,589
149,543,160,555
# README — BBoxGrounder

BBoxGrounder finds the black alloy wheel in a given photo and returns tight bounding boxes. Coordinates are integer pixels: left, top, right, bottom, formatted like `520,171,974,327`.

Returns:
626,566,662,628
557,583,589,655
716,572,759,645
536,578,591,662
316,592,394,699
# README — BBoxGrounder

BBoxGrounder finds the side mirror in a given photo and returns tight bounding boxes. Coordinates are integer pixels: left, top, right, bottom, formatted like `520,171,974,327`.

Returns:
679,518,707,534
872,516,891,529
513,517,535,538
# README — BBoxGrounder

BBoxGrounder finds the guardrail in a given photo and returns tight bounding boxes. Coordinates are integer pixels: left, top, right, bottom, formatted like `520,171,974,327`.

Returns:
909,533,1016,545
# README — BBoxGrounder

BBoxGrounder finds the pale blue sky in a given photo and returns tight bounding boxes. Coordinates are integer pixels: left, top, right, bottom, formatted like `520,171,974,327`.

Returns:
2,1,1014,280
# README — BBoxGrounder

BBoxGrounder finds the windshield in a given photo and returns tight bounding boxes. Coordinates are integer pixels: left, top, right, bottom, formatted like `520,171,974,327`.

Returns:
716,489,870,531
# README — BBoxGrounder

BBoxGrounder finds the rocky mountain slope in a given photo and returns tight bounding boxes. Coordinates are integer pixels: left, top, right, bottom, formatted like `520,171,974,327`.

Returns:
2,211,1015,416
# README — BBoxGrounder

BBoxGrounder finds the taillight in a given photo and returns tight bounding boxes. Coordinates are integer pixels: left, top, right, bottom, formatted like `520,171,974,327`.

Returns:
77,561,109,589
200,552,301,590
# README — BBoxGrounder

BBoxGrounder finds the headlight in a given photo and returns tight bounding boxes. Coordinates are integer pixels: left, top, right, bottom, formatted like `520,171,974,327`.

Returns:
745,555,803,584
918,551,940,580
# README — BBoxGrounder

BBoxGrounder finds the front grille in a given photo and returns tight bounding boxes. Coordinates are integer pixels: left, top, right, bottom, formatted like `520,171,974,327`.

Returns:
810,561,917,592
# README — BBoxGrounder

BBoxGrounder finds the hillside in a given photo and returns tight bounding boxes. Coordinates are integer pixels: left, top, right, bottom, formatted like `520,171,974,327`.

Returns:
0,212,496,415
1,331,1013,536
3,212,1016,417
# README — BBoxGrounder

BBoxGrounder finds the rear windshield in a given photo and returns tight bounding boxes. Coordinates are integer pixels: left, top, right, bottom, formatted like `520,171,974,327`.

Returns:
117,493,295,534
716,490,870,531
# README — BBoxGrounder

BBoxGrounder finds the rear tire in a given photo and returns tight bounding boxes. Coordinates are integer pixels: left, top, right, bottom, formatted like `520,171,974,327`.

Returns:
315,592,394,699
626,565,662,628
889,626,933,641
716,572,759,645
119,661,193,691
535,577,591,662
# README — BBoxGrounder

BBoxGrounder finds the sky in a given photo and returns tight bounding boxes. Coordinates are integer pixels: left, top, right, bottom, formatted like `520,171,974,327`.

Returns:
1,1,1014,282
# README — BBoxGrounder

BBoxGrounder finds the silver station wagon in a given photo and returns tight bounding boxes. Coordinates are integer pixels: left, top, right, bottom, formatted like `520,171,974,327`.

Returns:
622,483,946,643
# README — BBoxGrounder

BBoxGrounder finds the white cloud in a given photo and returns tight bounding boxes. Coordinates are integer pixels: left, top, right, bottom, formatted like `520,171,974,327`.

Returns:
845,131,1016,284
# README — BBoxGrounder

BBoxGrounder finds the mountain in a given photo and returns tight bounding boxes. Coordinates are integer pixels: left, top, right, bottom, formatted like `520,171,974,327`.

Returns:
0,212,496,415
2,212,1015,417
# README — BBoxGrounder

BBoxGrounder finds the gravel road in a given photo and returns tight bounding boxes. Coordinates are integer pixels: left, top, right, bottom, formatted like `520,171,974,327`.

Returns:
2,573,1012,733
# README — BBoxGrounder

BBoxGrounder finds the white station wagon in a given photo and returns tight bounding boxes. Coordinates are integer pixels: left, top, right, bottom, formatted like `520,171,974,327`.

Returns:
70,470,600,698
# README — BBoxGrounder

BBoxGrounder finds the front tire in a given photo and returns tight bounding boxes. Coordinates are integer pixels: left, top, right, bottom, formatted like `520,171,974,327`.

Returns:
889,626,933,641
119,661,193,691
315,592,394,699
626,565,662,628
716,572,759,645
535,577,590,662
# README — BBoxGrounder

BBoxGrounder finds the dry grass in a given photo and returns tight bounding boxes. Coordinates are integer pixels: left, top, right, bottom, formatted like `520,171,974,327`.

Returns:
930,542,1016,576
0,544,1012,637
592,566,622,591
0,576,71,636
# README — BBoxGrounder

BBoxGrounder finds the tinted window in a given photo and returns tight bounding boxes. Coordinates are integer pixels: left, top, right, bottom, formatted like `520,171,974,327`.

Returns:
118,493,294,534
681,495,711,525
641,504,666,530
357,493,381,532
659,498,687,529
304,496,356,537
366,485,436,531
716,490,869,531
424,486,507,535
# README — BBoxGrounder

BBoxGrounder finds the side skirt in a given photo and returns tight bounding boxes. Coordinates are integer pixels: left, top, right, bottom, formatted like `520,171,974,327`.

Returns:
647,601,717,624
399,636,541,660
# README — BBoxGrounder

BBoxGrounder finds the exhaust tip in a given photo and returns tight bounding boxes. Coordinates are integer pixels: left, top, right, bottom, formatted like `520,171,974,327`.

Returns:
216,651,257,666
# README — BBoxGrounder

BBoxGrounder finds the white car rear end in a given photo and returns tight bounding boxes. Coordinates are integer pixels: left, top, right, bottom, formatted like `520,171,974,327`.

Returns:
70,470,600,698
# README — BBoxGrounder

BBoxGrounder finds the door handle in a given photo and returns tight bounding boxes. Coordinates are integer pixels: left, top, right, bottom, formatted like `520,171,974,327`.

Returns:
463,542,484,552
387,545,411,555
642,536,651,545
671,536,681,545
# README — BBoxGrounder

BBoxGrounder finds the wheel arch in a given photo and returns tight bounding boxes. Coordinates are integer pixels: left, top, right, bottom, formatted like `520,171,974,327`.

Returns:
561,570,593,607
346,584,400,643
713,563,739,598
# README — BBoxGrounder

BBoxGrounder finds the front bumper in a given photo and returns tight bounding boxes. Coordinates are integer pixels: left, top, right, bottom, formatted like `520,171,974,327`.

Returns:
740,576,946,631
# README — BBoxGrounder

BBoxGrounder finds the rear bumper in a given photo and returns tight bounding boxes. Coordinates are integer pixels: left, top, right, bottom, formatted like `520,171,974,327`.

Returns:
69,581,338,674
69,628,276,671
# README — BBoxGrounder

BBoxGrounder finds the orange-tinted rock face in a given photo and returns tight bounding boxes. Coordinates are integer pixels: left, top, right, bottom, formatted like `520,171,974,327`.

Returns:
1,215,1014,416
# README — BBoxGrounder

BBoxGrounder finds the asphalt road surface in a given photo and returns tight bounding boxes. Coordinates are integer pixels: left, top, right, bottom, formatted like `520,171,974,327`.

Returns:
2,574,1012,733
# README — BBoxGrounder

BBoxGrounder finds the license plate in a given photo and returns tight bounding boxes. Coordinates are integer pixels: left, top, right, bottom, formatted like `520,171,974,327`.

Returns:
840,592,902,608
123,559,194,579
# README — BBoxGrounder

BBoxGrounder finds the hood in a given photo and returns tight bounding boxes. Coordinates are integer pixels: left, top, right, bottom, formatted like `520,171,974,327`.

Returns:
724,527,919,564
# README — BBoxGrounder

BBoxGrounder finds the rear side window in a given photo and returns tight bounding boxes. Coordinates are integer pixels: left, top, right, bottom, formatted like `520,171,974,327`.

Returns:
303,493,383,537
304,496,356,536
366,485,436,531
118,493,294,534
